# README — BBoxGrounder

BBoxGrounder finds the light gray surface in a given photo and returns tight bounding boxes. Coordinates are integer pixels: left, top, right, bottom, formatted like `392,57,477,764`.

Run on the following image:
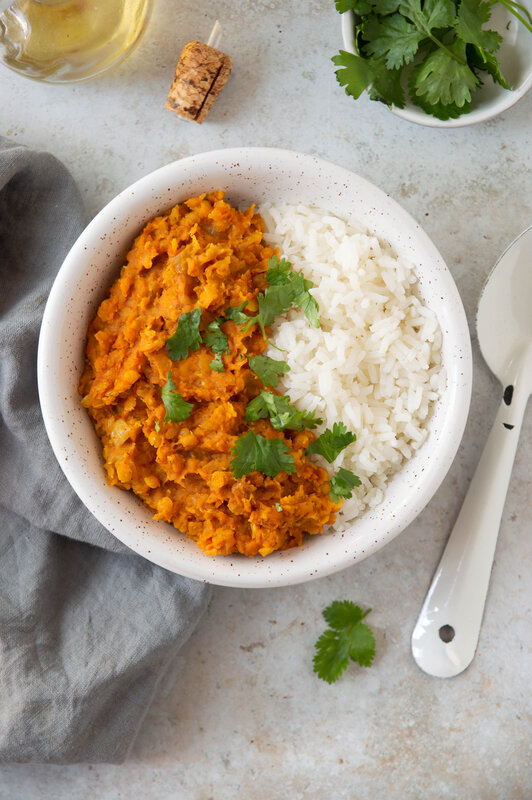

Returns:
0,0,531,796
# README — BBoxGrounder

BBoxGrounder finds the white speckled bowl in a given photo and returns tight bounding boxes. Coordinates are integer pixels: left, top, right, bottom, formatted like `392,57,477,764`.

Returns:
340,3,532,128
38,148,472,587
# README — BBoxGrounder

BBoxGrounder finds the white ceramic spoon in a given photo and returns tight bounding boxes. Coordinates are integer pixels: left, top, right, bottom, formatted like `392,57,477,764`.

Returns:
412,226,532,678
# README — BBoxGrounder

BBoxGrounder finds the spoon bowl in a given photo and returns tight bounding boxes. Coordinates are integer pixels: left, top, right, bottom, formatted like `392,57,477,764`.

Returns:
477,226,532,388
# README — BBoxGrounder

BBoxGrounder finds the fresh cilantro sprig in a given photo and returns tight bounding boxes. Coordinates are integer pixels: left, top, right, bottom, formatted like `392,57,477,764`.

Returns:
306,422,356,462
245,390,322,432
204,318,230,372
248,354,290,388
305,423,360,502
329,467,362,502
242,256,320,337
313,601,376,684
166,304,251,374
332,0,532,121
161,372,194,423
204,319,229,356
230,431,296,478
166,308,202,361
223,302,249,325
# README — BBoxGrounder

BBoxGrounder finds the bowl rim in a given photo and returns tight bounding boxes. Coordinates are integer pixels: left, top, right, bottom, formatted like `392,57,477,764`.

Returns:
340,9,532,129
37,147,472,587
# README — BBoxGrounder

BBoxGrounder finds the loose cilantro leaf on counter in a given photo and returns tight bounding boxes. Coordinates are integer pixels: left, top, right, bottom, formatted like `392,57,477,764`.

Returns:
313,601,376,684
306,422,356,463
162,372,194,423
248,354,290,388
166,308,202,361
329,467,361,503
332,0,530,120
245,391,322,431
230,431,296,479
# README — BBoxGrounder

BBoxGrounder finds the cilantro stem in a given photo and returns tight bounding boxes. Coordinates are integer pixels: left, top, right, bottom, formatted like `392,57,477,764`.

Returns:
495,0,532,32
424,32,467,65
402,6,467,65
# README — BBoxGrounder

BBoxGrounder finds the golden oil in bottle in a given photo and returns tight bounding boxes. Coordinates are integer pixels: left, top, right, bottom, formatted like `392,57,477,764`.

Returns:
0,0,152,83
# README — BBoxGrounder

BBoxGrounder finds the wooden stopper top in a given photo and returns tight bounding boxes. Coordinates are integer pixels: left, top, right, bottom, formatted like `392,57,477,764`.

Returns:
165,41,233,124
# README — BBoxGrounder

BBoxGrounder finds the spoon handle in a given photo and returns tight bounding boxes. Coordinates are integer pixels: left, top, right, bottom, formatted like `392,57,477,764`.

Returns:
411,380,528,678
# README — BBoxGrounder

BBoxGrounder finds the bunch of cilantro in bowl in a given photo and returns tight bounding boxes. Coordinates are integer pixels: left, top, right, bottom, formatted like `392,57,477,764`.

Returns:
333,0,532,121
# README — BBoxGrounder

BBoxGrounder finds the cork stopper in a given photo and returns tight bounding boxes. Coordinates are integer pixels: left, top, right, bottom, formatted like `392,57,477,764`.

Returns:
165,23,232,124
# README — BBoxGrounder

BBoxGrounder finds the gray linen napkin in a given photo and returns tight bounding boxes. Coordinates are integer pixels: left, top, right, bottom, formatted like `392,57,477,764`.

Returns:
0,137,212,764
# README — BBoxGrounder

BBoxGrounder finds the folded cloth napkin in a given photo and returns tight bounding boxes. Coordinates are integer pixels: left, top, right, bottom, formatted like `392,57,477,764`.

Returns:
0,137,211,764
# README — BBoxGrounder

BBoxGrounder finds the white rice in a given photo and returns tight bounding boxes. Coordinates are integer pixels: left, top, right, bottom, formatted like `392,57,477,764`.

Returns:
260,204,444,529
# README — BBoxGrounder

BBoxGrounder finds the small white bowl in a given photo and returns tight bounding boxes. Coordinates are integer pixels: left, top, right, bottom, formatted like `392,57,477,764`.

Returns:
38,148,472,587
340,3,532,128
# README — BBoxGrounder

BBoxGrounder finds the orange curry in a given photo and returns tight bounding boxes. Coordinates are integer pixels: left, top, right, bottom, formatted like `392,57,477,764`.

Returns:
79,192,338,556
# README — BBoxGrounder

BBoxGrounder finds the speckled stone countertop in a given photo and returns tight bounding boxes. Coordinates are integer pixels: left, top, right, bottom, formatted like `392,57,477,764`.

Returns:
1,1,531,798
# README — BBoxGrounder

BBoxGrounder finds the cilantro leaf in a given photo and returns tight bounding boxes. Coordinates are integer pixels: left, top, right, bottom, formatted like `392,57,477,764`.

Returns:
267,255,320,328
209,353,225,372
275,502,283,512
230,431,296,479
363,13,424,69
265,255,292,285
248,354,290,388
408,68,473,119
340,0,402,12
333,0,528,120
313,602,376,684
306,422,356,463
245,391,322,431
243,256,320,335
295,284,320,328
398,0,456,33
204,319,229,356
333,50,377,99
166,308,202,361
204,318,229,372
369,62,405,107
410,39,480,107
335,0,373,13
456,0,502,54
374,0,402,12
329,468,361,503
224,302,249,325
161,372,194,423
245,283,295,336
468,44,510,89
